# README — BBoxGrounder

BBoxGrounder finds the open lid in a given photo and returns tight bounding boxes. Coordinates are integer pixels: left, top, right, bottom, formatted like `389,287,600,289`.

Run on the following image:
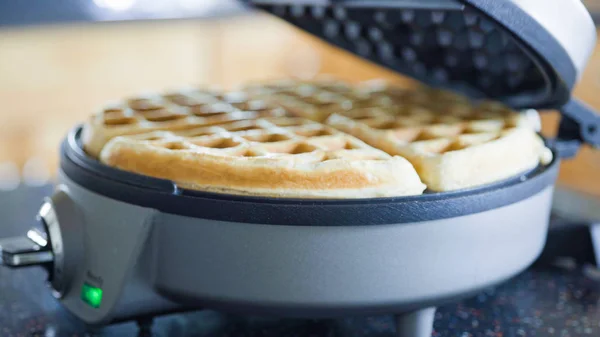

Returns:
244,0,600,158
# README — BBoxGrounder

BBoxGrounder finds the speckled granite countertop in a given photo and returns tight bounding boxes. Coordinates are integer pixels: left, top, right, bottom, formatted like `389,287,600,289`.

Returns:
1,186,600,337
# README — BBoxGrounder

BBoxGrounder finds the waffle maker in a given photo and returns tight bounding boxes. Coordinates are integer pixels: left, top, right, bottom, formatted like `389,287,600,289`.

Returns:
1,1,599,336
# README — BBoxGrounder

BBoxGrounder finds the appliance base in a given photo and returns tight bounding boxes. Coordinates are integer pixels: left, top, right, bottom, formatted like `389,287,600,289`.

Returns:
109,308,441,337
396,307,436,337
47,170,554,324
590,224,600,268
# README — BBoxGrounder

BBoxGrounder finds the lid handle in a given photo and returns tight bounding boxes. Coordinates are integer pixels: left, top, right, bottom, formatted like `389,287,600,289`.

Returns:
551,99,600,158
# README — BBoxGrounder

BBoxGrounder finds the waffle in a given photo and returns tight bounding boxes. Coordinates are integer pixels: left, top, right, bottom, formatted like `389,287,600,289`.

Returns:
324,90,552,191
88,79,553,197
99,117,427,198
81,88,288,158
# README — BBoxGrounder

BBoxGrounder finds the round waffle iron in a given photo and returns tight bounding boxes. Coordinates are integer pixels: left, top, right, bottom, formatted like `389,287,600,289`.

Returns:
1,1,599,336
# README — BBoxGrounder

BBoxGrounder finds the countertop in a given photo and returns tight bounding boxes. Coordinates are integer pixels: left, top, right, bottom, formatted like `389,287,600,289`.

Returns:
1,186,600,337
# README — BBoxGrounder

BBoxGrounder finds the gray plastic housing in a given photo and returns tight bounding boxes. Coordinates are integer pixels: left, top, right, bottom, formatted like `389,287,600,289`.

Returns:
52,169,554,328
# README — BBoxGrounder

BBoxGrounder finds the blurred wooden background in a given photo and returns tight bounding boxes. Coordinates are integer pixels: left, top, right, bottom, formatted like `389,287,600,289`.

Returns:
0,12,599,196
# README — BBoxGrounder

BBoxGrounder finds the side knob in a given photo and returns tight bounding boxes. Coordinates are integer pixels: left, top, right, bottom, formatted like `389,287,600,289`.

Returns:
38,186,84,299
0,186,84,299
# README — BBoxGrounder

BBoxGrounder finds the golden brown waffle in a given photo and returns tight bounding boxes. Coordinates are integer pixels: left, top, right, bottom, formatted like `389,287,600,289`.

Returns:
81,88,288,158
88,78,552,197
99,117,427,198
325,94,552,191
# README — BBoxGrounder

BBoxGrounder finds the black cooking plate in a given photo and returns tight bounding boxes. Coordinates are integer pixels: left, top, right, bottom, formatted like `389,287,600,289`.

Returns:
61,126,558,226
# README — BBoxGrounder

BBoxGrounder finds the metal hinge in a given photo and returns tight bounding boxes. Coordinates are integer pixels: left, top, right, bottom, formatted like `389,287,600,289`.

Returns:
550,99,600,158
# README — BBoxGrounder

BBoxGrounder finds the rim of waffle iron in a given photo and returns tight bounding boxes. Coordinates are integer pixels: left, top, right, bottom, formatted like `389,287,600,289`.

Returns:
60,125,559,226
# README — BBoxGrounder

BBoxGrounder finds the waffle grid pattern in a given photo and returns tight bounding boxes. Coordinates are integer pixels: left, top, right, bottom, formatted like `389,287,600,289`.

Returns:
119,117,391,163
246,78,548,191
99,89,287,128
82,88,289,157
87,78,550,196
325,93,532,156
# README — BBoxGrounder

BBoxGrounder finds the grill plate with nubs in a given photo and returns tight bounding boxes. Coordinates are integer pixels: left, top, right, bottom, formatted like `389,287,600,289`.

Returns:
0,1,599,337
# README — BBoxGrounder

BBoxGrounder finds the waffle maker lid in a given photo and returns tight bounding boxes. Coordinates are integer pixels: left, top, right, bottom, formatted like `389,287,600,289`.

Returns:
245,0,600,158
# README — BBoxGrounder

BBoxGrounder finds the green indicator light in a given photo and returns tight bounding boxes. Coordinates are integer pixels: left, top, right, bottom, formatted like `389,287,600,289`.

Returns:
81,283,103,308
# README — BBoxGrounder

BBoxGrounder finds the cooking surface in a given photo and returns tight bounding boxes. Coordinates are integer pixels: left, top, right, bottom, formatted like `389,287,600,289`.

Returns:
0,186,599,337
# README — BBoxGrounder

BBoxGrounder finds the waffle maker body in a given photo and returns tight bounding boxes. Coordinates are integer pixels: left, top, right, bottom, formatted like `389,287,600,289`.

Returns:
49,126,558,325
1,1,599,336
